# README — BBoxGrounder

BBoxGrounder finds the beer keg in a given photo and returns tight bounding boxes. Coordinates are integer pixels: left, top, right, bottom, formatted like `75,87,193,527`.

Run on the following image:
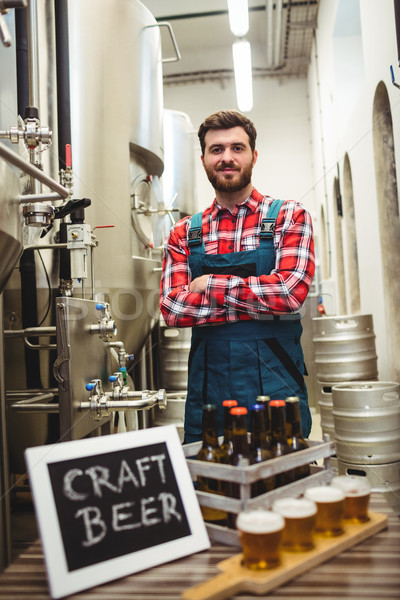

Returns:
158,316,191,391
312,315,378,383
318,383,335,441
332,381,400,465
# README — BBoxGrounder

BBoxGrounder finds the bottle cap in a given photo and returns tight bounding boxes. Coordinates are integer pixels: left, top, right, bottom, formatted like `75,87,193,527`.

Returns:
230,407,248,415
269,400,286,407
203,404,216,411
250,403,265,411
222,399,238,407
285,396,299,403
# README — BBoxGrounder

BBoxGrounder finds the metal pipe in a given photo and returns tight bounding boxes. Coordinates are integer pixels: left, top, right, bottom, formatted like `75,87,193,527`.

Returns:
273,0,283,68
0,142,69,198
19,192,62,203
10,392,55,405
27,0,39,109
0,295,11,570
4,326,56,338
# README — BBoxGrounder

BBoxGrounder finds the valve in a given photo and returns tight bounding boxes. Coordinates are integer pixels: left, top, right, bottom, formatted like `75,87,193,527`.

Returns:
90,302,117,340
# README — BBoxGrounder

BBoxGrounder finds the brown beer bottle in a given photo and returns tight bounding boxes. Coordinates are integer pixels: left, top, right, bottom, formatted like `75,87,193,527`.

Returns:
196,404,227,524
285,396,310,480
249,403,275,496
269,400,295,487
228,406,253,527
256,395,272,448
219,399,238,464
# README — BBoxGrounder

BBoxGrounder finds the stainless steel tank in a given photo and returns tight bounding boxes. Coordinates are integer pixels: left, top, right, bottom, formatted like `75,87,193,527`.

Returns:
68,0,165,358
0,158,23,294
162,109,197,218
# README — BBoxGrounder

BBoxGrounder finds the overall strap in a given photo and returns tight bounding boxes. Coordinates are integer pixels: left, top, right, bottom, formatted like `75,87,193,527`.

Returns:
187,211,204,255
260,198,284,244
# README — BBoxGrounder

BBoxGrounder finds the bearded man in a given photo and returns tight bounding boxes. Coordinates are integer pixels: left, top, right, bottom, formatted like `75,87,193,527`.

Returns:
160,110,315,443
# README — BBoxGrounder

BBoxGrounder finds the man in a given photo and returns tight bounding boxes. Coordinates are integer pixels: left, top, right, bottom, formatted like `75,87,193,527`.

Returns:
160,110,315,443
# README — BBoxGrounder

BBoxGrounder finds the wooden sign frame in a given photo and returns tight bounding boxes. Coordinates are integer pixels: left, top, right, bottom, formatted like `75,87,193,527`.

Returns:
24,424,210,599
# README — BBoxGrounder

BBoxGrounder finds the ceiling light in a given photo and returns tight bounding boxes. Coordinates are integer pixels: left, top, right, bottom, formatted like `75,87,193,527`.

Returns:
228,0,249,37
232,39,253,112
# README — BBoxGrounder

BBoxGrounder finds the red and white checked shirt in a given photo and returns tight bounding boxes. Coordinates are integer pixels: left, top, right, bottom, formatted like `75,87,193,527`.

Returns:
160,188,315,327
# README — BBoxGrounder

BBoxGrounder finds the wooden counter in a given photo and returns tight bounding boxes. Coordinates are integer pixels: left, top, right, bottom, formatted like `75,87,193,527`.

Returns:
0,493,398,600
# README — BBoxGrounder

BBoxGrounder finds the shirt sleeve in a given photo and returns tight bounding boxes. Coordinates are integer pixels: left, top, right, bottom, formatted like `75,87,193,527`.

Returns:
206,201,315,315
159,217,228,327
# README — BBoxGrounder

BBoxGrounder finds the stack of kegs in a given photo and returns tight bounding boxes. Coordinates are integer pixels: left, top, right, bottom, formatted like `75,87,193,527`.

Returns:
331,381,400,515
312,314,378,447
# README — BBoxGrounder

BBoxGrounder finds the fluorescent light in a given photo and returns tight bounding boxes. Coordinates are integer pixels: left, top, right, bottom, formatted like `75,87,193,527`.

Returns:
232,39,253,112
228,0,249,37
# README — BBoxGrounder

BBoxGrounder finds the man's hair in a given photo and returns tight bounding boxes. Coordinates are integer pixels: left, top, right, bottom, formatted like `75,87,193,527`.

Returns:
197,110,257,155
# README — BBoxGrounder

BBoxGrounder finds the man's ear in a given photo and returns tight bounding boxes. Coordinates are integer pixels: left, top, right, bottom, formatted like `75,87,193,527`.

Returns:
201,154,205,168
252,150,258,167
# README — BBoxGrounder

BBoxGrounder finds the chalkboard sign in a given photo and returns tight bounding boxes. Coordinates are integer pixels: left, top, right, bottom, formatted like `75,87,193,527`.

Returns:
24,425,210,599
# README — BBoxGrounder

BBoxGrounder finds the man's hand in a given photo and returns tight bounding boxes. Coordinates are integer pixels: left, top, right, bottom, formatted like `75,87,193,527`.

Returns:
189,274,209,293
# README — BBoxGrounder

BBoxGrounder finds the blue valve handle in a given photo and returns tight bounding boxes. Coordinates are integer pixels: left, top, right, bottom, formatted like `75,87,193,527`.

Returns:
86,382,95,391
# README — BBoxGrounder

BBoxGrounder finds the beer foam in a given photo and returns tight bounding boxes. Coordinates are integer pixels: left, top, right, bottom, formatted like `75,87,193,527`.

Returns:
273,497,317,518
237,510,284,533
331,476,371,497
305,485,345,503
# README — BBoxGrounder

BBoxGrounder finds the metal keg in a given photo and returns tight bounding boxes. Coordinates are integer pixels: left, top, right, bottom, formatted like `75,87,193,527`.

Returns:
338,460,400,516
332,381,400,465
158,316,191,391
318,383,335,440
312,314,378,383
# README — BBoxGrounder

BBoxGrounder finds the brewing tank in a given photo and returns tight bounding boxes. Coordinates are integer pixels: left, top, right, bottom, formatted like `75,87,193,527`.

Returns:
68,0,165,357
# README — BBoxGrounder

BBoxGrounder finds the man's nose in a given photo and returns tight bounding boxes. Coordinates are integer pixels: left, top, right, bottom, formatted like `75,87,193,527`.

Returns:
220,148,234,162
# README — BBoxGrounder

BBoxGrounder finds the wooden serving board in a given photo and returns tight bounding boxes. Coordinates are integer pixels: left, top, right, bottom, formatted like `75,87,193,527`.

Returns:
182,511,387,600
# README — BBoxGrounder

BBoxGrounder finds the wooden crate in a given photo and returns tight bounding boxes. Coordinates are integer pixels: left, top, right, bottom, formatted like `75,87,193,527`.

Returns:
183,438,336,546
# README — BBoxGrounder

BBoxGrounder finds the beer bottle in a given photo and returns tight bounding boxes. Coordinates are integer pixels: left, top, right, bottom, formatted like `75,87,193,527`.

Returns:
249,403,275,496
269,400,295,487
196,404,227,524
256,395,272,448
219,399,238,464
228,406,253,527
285,396,310,480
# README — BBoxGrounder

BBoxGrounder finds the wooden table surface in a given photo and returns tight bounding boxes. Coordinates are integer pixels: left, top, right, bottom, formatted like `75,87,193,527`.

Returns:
0,492,399,600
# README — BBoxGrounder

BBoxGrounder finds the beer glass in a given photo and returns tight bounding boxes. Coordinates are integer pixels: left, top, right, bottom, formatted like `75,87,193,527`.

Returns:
236,509,284,569
331,475,371,523
272,497,317,551
304,486,345,537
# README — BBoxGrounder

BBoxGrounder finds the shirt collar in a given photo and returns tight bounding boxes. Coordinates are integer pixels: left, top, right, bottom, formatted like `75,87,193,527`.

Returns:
209,188,262,219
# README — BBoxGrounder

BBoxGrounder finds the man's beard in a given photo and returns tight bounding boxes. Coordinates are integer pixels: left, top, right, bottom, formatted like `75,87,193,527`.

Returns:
204,161,253,193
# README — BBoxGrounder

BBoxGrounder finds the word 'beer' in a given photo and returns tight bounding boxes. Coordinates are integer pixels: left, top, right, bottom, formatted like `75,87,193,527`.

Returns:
272,497,317,551
237,510,284,570
304,486,345,537
331,475,371,523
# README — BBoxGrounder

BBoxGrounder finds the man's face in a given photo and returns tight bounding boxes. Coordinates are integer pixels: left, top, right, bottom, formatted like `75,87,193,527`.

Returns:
201,126,257,193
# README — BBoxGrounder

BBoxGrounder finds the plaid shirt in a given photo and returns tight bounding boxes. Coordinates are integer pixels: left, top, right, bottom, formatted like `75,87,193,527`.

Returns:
160,188,315,327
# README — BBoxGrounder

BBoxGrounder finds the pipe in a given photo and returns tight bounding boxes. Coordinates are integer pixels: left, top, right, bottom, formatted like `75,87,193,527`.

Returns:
20,250,41,387
0,142,69,197
54,0,72,170
273,0,283,68
0,296,11,570
15,2,29,116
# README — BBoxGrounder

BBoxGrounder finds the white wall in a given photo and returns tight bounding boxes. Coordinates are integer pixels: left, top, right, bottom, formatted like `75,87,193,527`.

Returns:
163,76,315,215
308,0,400,381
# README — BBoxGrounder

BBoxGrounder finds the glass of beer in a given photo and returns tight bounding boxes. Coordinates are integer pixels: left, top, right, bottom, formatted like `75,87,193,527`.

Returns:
236,509,284,570
272,497,317,552
304,485,345,537
330,475,371,523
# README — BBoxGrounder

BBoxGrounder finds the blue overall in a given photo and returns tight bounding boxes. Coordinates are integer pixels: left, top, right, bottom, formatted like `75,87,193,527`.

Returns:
184,199,311,443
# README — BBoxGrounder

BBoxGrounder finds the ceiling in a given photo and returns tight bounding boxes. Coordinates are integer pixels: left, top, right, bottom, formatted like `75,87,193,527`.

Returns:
142,0,320,85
